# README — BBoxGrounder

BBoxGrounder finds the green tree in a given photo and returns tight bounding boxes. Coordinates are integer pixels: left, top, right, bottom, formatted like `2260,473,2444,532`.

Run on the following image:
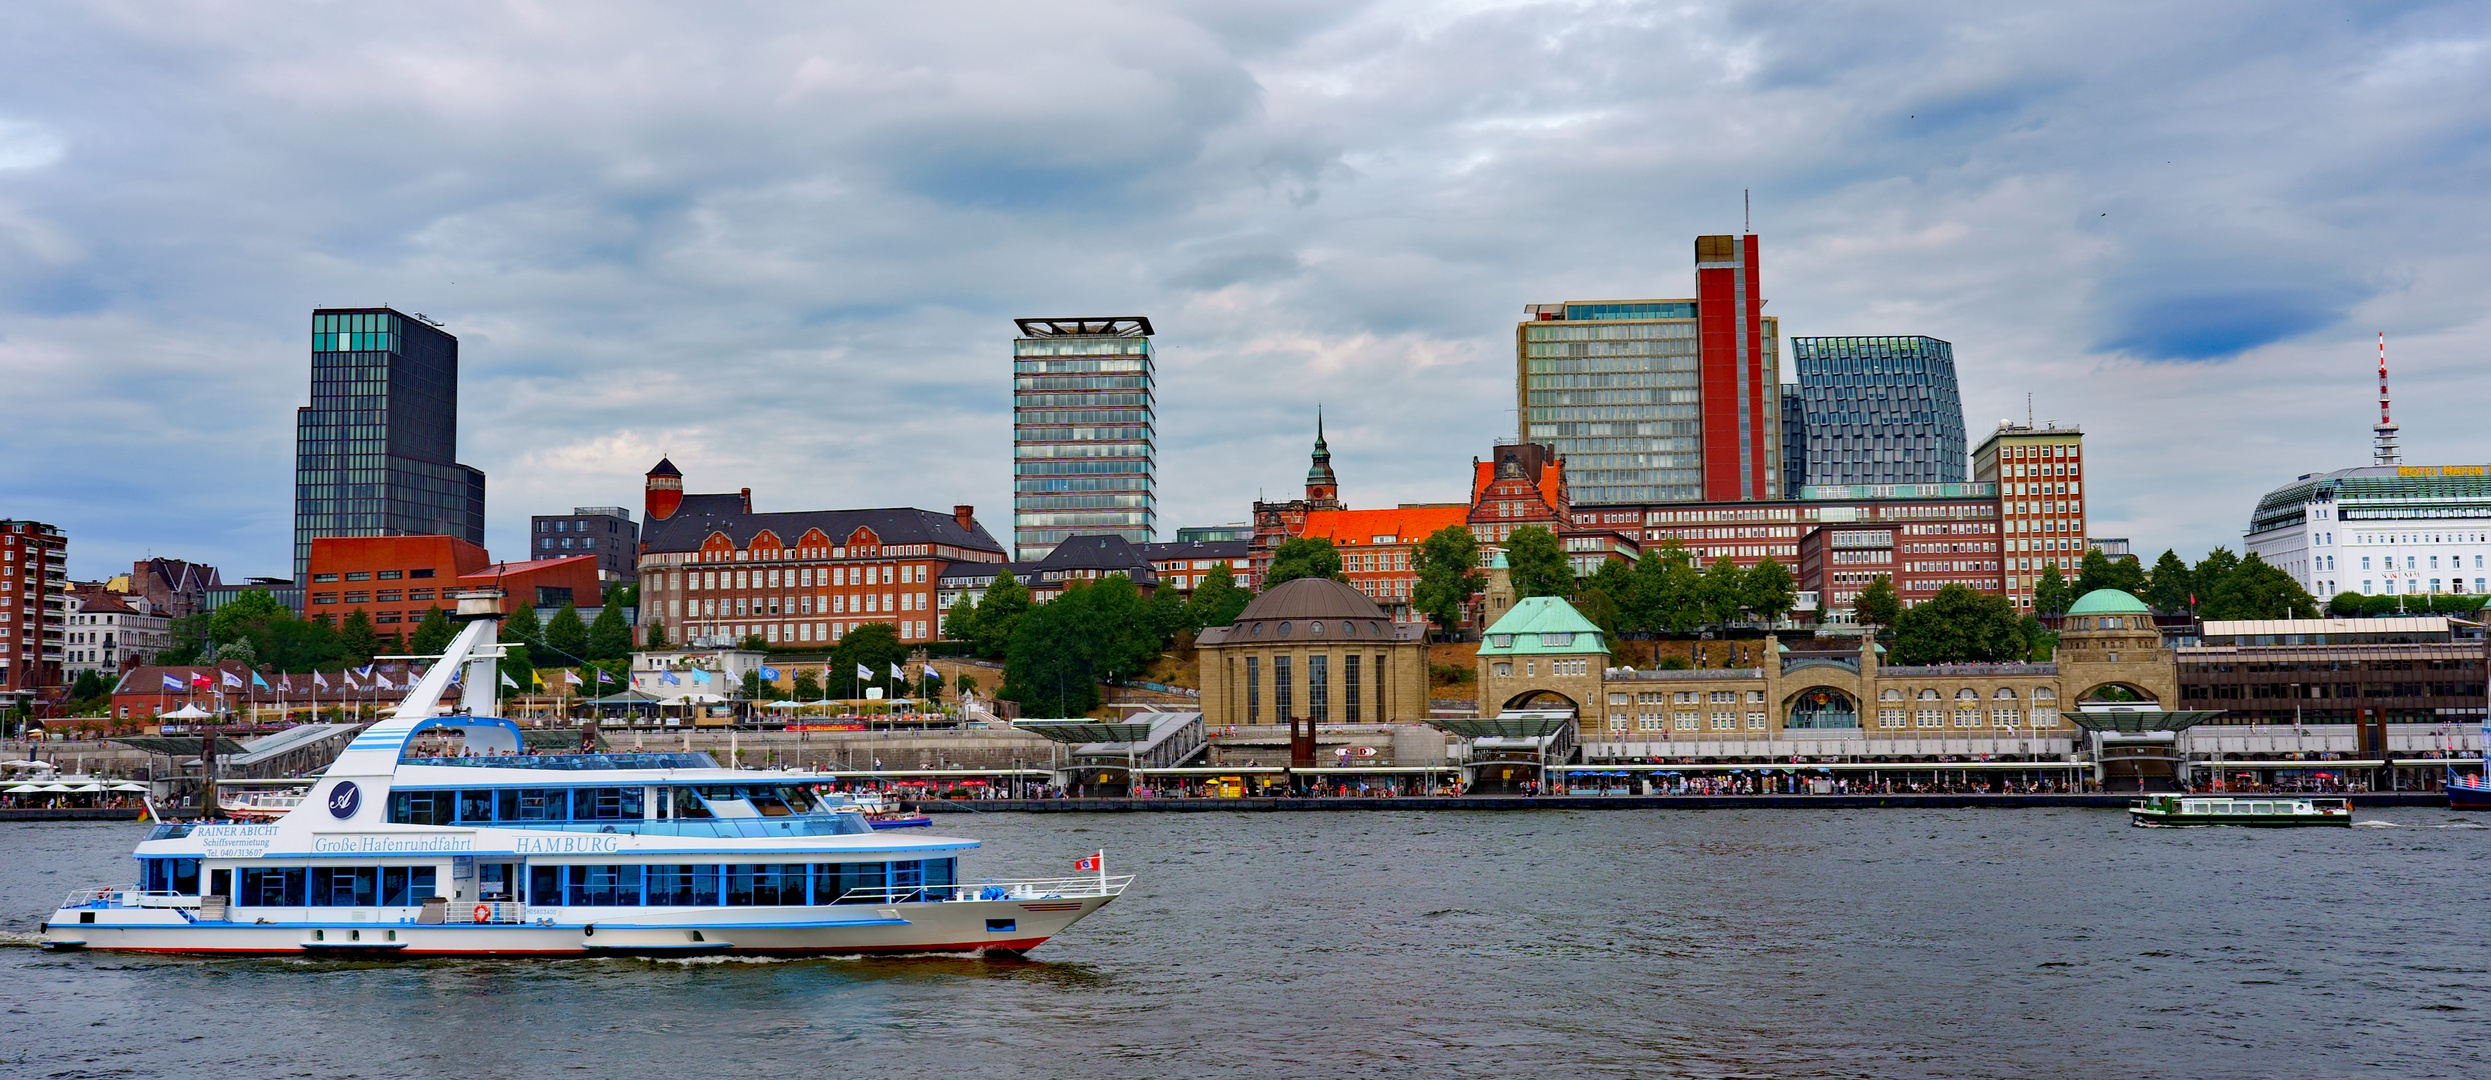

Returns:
502,603,542,648
793,669,823,700
2193,547,2241,600
1409,525,1483,638
943,595,982,644
971,572,1032,659
1142,587,1187,651
543,602,589,664
70,669,111,706
207,590,287,652
2143,549,2194,614
1003,595,1102,717
1695,557,1746,629
642,620,668,649
587,604,632,662
499,642,535,698
737,633,770,651
1182,562,1252,630
409,606,455,657
2076,549,2146,597
2329,591,2367,617
1852,574,1901,629
215,637,258,667
1266,536,1348,586
2200,553,2318,621
827,623,908,698
1890,583,2030,664
741,668,765,701
954,672,979,698
1502,525,1572,599
158,613,211,665
1742,557,1797,625
2033,563,2071,616
1638,543,1703,635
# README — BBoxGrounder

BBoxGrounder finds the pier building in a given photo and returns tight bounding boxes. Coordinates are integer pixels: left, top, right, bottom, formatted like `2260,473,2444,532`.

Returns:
1194,577,1432,728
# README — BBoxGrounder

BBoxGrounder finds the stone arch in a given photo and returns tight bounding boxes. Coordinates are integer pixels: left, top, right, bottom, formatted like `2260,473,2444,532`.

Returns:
1783,686,1859,730
2074,681,2162,707
1500,688,1580,715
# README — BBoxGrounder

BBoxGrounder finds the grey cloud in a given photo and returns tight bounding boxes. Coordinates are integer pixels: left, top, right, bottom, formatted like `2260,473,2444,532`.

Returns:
2,0,2489,583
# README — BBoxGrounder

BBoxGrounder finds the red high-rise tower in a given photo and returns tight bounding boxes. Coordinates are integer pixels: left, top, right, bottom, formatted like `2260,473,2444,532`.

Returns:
1695,233,1769,502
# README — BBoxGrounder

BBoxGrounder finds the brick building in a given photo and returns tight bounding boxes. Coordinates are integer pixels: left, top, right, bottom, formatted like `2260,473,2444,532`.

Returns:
1292,504,1471,619
1971,420,2087,610
128,558,222,619
305,536,600,633
2,520,67,710
1469,441,1639,577
1141,539,1254,592
633,458,1008,648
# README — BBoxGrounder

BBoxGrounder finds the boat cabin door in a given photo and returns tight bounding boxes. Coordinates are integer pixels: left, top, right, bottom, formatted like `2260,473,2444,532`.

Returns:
477,862,519,904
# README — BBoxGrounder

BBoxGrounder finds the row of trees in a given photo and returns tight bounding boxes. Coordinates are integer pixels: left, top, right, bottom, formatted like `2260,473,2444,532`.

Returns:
2026,547,2320,621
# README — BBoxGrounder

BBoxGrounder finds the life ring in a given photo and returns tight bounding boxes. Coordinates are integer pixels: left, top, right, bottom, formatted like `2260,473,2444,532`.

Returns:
474,904,492,923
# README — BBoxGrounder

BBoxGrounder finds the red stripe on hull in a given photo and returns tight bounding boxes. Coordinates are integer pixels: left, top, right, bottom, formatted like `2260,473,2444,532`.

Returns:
61,937,1054,958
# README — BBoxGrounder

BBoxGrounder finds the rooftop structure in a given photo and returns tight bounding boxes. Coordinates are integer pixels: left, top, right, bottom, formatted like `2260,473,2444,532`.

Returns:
293,307,485,589
1790,335,1967,487
2245,464,2491,601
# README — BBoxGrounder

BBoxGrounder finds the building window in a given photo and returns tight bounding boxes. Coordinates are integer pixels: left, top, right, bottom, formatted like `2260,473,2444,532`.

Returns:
1343,655,1361,723
1308,655,1329,722
1275,656,1293,719
1245,657,1259,723
1710,712,1733,730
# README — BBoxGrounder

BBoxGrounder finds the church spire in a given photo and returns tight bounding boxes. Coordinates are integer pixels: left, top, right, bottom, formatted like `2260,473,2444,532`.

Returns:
1305,406,1339,504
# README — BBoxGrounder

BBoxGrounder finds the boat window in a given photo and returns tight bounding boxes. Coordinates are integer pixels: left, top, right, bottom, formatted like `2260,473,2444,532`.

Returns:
312,867,378,907
576,787,645,821
388,789,456,825
237,867,306,906
673,789,715,819
742,787,797,817
459,790,497,823
142,857,202,895
497,788,571,822
645,864,723,906
378,866,436,905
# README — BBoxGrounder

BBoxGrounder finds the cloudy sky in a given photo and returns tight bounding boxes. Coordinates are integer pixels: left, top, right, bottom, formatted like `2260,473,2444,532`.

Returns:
4,0,2487,581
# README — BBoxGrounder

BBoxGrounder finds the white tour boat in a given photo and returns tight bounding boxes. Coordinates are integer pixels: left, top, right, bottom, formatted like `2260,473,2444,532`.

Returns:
42,593,1128,958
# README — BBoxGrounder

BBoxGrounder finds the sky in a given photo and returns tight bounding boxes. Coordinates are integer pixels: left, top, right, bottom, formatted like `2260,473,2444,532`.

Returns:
4,0,2488,582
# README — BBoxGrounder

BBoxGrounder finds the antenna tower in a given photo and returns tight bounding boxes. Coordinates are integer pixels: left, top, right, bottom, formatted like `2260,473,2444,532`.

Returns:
2372,332,2400,467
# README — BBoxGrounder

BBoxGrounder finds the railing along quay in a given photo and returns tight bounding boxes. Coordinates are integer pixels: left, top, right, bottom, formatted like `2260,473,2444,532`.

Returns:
915,792,2453,812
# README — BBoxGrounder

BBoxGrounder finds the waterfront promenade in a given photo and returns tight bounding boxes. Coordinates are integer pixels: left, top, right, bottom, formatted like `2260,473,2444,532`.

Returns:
917,792,2450,812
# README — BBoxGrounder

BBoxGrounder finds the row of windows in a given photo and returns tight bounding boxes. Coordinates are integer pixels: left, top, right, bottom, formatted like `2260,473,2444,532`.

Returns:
236,866,439,906
387,784,823,825
309,569,437,583
229,862,955,907
1241,654,1387,723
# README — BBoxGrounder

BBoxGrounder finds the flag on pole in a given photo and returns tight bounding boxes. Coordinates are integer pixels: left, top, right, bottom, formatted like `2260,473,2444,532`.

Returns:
691,669,710,685
252,671,270,689
160,674,185,691
191,671,212,688
660,670,680,686
357,665,374,678
596,669,614,684
564,670,584,686
890,662,905,681
923,664,940,683
500,672,518,689
314,671,329,689
222,670,244,688
760,666,781,681
856,663,873,680
1075,852,1103,872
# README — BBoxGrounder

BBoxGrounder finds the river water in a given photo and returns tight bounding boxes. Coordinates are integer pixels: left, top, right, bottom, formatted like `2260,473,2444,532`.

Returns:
2,807,2486,1079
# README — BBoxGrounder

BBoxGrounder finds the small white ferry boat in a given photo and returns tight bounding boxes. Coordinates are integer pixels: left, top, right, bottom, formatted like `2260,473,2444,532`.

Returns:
42,594,1127,958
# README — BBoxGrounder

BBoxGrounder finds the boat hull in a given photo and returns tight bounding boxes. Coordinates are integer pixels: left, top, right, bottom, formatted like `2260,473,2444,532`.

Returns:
40,894,1111,958
2128,809,2352,827
2448,782,2491,811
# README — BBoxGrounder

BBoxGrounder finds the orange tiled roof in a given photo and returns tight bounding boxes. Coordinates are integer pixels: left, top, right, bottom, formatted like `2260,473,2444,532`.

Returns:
1297,505,1471,547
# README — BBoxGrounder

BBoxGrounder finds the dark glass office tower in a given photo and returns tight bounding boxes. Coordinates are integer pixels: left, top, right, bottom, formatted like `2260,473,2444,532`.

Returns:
1791,335,1966,488
293,308,486,588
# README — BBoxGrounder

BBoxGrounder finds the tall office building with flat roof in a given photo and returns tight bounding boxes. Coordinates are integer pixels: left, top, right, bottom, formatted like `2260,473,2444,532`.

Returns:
1791,335,1967,488
1518,234,1781,504
1011,316,1156,562
293,307,485,589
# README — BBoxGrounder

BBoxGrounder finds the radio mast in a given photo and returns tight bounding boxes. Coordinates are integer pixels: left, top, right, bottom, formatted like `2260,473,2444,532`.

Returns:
2372,332,2400,467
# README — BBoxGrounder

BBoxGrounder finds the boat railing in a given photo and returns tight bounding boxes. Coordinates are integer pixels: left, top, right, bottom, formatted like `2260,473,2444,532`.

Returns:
131,890,201,908
60,886,127,910
834,874,1134,906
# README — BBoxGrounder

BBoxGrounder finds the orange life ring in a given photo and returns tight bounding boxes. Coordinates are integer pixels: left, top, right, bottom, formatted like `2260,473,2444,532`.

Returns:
473,904,492,923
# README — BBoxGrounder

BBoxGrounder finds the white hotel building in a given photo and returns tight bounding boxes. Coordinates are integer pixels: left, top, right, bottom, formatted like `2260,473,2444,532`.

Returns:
2245,464,2491,600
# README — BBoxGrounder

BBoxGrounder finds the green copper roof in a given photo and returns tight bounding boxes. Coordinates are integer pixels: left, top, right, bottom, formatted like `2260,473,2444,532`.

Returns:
1476,596,1606,655
2065,588,2150,615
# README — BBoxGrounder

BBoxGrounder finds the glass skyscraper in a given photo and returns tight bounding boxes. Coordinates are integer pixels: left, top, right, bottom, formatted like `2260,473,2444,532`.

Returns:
1010,316,1155,562
1517,235,1783,505
1791,335,1966,488
293,307,485,588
